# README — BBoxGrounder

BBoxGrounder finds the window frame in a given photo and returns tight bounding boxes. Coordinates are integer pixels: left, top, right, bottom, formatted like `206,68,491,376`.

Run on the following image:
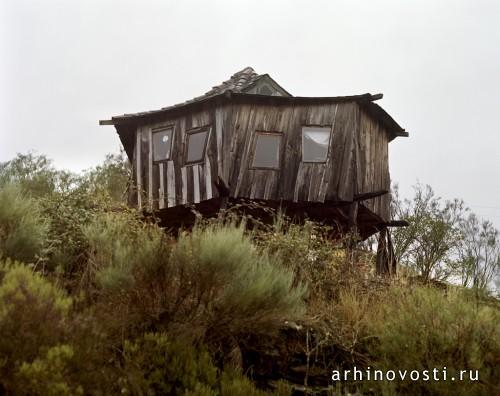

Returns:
184,126,210,165
249,131,283,170
301,125,332,163
152,125,175,164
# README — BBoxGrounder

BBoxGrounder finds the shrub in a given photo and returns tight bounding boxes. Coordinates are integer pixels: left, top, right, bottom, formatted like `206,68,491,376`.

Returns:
121,332,218,395
329,287,374,355
0,153,64,197
0,152,131,279
120,332,291,396
87,217,306,346
81,152,131,203
219,370,268,396
367,286,500,395
83,209,169,293
256,217,346,301
38,188,101,278
16,344,83,396
170,223,307,339
0,184,48,263
0,260,72,392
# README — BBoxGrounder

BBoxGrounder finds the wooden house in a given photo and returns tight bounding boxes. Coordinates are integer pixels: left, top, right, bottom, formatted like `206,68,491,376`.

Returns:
100,67,408,269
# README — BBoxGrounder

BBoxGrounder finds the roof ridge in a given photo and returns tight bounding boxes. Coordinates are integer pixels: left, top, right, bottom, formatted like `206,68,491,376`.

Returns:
204,67,260,96
230,66,256,78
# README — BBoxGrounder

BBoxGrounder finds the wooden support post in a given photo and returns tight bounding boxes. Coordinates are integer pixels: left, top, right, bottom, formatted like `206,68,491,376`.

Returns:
215,176,230,215
348,201,359,233
386,231,397,275
346,201,359,267
376,228,390,275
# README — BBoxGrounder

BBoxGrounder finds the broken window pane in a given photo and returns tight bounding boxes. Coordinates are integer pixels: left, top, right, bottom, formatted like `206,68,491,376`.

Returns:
252,133,281,168
186,130,208,163
302,126,331,162
153,128,174,162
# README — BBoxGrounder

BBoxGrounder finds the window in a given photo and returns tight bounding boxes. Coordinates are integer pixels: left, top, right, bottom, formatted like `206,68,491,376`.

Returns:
153,127,174,162
302,126,331,162
258,84,273,95
251,132,282,169
185,128,209,164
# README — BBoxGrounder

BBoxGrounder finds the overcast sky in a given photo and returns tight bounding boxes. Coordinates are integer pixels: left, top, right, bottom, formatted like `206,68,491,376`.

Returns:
1,0,499,226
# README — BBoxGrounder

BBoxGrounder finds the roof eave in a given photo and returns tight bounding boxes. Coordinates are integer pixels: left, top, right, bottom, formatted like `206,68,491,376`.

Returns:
100,93,407,141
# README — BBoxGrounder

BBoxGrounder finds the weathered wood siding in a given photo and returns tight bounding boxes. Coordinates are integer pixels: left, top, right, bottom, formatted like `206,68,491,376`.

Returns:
134,107,218,211
356,108,391,221
223,102,358,203
133,100,391,222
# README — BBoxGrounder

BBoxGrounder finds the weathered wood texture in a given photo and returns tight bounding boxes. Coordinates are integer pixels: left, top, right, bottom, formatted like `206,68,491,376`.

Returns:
131,100,391,223
226,102,356,203
356,108,391,221
134,106,218,211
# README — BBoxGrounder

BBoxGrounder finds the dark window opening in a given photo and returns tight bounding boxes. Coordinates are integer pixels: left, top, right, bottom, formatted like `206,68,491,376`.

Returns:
302,126,331,162
186,128,209,164
153,127,174,162
252,132,282,169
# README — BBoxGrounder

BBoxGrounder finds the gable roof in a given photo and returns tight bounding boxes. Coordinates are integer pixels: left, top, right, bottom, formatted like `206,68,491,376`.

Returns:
201,67,291,97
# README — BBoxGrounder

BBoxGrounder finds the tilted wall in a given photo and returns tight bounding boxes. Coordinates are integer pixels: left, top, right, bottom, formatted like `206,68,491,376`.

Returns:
130,100,391,221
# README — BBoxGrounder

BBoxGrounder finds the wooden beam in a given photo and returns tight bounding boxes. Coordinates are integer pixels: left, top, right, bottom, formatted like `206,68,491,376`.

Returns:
385,220,409,227
354,190,389,202
394,130,409,137
99,119,114,125
370,93,383,101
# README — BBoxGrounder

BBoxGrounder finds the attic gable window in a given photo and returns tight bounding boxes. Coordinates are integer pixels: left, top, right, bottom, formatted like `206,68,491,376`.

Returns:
153,127,174,162
185,127,209,164
302,126,331,162
251,132,282,169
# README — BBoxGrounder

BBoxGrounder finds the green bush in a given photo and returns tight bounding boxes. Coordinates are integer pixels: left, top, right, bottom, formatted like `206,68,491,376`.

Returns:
170,223,307,338
0,184,48,263
367,286,500,395
16,344,83,396
256,217,346,301
84,210,167,292
81,152,131,203
0,152,131,279
0,260,72,392
38,188,101,278
121,332,291,396
121,332,218,395
219,370,265,396
86,217,306,346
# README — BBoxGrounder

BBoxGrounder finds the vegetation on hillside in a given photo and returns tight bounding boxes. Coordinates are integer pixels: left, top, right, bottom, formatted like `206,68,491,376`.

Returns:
0,152,499,395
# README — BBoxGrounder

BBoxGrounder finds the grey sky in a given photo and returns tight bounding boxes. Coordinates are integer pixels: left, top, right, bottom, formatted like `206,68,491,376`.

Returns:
1,0,499,226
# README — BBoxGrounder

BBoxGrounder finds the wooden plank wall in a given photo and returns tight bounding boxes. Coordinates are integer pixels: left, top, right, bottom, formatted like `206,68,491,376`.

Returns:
356,108,391,221
224,102,358,203
133,100,391,222
135,106,218,211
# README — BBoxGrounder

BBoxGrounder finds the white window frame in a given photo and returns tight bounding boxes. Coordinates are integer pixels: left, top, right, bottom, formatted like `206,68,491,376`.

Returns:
301,125,332,163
